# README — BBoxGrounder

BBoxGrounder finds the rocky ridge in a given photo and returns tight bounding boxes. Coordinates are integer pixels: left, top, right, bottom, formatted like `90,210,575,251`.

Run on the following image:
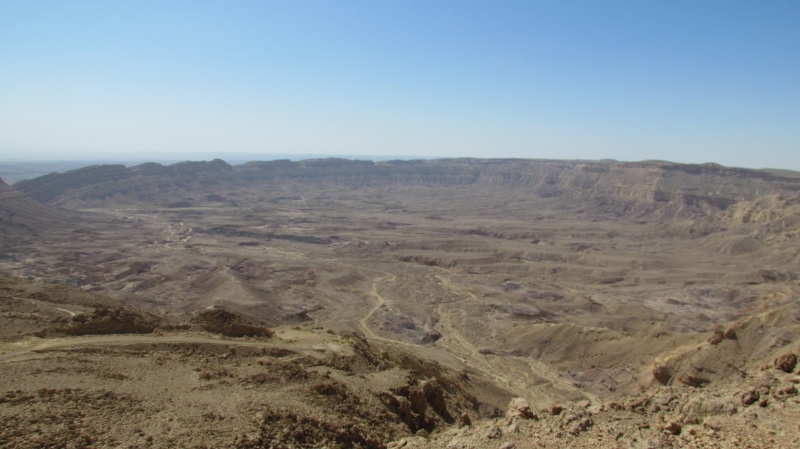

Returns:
14,159,800,222
392,359,800,449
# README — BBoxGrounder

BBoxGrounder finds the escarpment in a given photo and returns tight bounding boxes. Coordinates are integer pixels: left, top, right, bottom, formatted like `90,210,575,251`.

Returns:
15,159,800,220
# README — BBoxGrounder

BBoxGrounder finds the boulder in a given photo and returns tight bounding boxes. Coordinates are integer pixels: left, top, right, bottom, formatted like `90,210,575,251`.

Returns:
653,365,673,385
420,379,447,417
773,353,797,373
504,397,536,422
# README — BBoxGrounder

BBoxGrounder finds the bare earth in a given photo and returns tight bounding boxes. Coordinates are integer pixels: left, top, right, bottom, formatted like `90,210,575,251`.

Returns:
1,158,799,448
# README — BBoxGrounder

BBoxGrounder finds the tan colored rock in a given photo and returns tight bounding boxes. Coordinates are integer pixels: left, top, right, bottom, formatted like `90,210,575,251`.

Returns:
484,425,502,439
774,353,797,373
504,397,535,421
708,330,725,345
741,390,759,406
458,412,471,428
567,417,593,435
770,381,798,400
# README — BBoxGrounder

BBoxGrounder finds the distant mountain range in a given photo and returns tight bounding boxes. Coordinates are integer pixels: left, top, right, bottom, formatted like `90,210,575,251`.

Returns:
11,158,800,219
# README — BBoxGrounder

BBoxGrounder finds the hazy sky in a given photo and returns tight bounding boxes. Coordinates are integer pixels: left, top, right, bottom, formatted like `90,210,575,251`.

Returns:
1,1,798,169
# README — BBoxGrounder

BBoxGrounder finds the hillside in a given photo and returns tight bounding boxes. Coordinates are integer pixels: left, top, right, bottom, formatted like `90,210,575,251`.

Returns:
0,272,509,449
0,177,72,243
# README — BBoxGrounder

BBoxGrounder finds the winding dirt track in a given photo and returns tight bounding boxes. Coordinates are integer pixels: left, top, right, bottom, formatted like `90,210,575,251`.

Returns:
430,270,600,403
357,272,398,342
340,259,598,402
0,333,272,364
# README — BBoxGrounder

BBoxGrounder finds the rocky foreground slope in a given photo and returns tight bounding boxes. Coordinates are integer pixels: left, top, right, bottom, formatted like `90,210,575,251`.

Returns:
0,272,508,448
1,272,799,448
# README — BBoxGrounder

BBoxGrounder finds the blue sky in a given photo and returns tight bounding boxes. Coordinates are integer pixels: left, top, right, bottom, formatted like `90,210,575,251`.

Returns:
1,0,798,169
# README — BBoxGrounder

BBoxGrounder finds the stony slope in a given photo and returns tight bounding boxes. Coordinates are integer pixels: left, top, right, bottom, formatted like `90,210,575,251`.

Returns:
392,367,800,449
0,273,509,449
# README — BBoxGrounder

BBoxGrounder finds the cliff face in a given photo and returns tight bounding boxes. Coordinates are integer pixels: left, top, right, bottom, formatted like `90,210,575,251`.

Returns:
12,158,800,220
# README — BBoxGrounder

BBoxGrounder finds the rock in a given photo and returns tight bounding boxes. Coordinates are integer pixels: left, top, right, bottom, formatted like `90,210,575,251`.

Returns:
504,397,535,421
680,396,738,424
420,379,447,417
653,365,673,385
505,421,520,434
189,309,273,338
458,412,471,428
421,330,442,343
499,442,515,449
770,381,798,400
567,417,593,435
624,396,650,411
484,425,502,439
390,395,423,430
724,328,737,340
664,422,682,435
741,390,759,406
409,387,427,415
774,353,797,373
676,371,709,388
550,405,563,416
708,330,725,345
587,404,604,415
387,439,408,449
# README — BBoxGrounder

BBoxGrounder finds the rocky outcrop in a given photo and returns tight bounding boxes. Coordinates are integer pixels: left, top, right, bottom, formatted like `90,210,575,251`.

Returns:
386,378,455,433
56,307,159,336
774,353,797,373
388,367,800,449
504,397,536,422
189,309,273,338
